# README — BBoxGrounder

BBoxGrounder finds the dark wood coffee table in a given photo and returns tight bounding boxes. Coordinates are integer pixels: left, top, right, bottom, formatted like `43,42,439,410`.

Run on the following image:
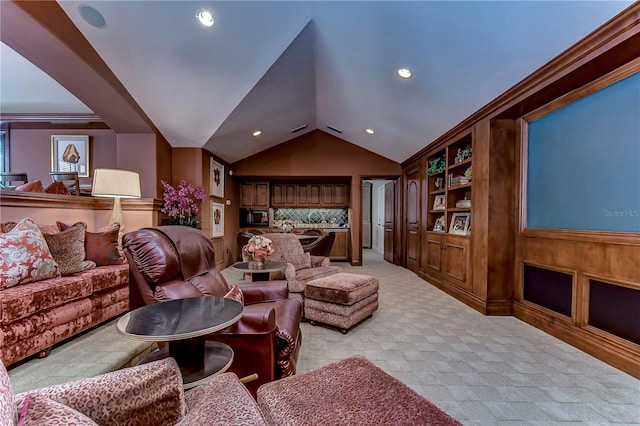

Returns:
232,260,287,281
117,296,243,389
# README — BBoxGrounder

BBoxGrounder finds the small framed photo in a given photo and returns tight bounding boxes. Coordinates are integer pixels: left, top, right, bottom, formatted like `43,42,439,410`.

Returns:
51,135,89,177
449,213,471,235
211,201,224,238
210,158,224,198
433,216,446,232
432,195,445,211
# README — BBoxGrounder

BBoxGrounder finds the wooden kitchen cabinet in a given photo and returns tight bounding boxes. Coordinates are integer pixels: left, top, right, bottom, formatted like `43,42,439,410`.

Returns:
272,182,348,207
329,230,350,261
240,181,269,208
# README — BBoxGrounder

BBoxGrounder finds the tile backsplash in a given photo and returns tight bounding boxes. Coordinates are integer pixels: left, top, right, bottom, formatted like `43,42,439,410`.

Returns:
274,208,349,228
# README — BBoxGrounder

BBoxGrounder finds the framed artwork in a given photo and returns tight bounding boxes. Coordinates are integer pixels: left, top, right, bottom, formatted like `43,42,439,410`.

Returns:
433,216,446,232
51,135,89,177
449,213,471,235
432,195,445,210
211,201,224,238
210,158,224,198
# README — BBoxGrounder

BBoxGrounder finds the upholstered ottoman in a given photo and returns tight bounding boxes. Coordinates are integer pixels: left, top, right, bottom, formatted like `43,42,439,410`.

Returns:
257,355,461,426
304,272,378,333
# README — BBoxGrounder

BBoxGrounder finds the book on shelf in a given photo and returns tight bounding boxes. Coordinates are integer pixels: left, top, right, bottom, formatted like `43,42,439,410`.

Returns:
449,176,469,186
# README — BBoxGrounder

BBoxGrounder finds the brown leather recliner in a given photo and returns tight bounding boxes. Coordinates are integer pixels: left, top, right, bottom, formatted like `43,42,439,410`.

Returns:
122,226,302,396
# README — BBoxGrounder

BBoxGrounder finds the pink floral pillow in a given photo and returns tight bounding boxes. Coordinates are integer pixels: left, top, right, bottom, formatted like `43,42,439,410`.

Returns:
14,180,45,193
0,218,59,289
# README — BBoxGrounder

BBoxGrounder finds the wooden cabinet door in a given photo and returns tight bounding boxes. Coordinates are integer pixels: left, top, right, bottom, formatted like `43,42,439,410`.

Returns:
297,184,309,205
405,167,421,272
425,233,444,274
443,236,471,291
321,184,333,205
329,231,349,260
241,183,256,208
271,184,284,206
254,182,269,208
333,184,348,206
308,184,321,205
284,184,297,206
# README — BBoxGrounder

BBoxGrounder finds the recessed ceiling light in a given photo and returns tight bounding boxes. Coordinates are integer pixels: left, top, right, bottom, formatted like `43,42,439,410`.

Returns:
196,9,214,27
365,129,375,135
397,68,412,79
79,5,106,28
252,130,262,137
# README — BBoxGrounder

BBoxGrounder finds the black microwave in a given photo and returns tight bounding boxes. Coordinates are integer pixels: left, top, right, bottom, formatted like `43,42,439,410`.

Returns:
240,209,269,227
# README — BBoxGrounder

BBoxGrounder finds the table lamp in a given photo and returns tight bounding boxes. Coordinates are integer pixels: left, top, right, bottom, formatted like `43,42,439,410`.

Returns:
91,168,141,245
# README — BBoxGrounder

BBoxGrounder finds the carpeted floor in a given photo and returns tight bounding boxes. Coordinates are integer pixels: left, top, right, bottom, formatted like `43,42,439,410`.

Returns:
8,250,640,425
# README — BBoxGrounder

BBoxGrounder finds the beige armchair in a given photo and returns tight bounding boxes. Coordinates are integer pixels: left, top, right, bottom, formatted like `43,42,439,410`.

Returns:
245,233,343,308
2,358,269,425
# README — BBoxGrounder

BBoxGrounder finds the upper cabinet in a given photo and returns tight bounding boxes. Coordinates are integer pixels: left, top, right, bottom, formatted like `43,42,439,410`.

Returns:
272,182,349,208
240,181,269,209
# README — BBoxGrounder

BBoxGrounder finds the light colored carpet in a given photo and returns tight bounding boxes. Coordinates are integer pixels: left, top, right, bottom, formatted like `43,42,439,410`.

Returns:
8,250,639,425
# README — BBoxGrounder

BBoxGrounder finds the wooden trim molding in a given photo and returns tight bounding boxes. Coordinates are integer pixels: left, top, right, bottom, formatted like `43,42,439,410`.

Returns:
0,190,160,211
521,228,640,246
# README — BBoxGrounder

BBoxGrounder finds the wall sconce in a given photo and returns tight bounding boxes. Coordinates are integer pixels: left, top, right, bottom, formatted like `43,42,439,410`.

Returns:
92,168,141,245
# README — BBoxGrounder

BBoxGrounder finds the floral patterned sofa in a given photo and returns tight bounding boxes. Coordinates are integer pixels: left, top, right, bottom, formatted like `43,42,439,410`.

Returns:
0,218,129,367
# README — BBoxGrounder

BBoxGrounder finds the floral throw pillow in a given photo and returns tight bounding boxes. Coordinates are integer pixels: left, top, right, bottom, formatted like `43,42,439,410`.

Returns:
44,181,71,195
0,218,59,289
14,180,45,193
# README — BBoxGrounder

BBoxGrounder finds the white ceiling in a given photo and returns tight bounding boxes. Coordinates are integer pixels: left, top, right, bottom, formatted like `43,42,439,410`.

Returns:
1,1,633,163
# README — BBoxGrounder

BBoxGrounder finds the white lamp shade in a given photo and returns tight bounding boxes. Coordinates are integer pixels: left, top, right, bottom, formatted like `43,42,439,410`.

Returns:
92,169,141,198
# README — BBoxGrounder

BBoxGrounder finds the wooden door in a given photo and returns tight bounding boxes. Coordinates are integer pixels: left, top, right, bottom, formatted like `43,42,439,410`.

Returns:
425,234,444,273
362,182,372,248
443,236,471,291
321,184,333,205
383,181,395,263
405,168,421,272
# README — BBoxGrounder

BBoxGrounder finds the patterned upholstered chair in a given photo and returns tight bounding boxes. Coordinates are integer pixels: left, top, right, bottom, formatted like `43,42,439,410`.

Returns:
1,358,269,425
245,233,343,308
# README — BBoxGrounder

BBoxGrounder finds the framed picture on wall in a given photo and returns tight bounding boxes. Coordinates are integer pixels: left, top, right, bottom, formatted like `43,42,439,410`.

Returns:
211,201,224,238
210,158,224,198
51,135,90,177
449,213,471,235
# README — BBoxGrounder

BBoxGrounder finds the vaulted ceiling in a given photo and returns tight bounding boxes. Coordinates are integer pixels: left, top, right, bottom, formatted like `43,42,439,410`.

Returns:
0,1,633,163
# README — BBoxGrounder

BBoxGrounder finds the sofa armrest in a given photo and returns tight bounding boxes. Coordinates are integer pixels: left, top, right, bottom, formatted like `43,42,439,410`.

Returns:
237,280,289,303
15,359,186,425
310,255,330,267
177,372,268,425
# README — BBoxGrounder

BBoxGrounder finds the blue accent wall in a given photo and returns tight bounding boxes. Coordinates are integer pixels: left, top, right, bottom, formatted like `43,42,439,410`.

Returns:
527,72,640,232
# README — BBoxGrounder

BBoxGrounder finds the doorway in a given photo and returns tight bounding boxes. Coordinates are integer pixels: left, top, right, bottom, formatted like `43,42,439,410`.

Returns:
361,179,395,263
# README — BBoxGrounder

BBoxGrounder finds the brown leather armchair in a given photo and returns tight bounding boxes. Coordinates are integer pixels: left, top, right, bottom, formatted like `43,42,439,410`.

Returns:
122,226,302,396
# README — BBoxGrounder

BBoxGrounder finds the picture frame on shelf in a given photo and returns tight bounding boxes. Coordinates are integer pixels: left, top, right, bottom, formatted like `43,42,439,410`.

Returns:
211,201,224,238
51,135,89,177
433,216,446,232
210,158,224,198
432,195,446,211
449,212,471,235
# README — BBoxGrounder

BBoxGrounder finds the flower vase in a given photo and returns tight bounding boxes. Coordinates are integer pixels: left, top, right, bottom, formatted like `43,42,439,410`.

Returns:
252,256,265,269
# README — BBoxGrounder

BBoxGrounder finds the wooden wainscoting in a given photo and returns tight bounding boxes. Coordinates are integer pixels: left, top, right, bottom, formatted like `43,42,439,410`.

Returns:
514,229,640,379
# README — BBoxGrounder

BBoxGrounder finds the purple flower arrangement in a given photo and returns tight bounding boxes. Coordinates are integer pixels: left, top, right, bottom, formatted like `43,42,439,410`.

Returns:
161,180,206,227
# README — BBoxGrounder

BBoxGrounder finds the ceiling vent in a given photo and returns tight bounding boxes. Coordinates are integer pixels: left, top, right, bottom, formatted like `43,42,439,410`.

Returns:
291,125,307,133
327,125,342,134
